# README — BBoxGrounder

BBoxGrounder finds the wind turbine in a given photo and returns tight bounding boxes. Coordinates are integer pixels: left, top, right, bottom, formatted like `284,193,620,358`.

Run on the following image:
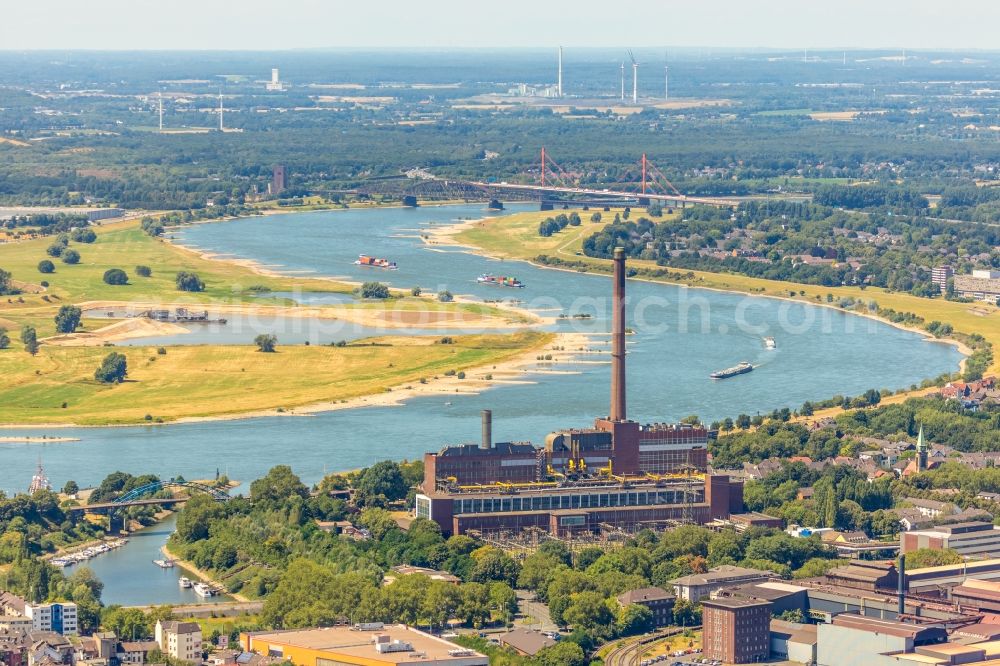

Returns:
628,50,639,104
619,61,625,101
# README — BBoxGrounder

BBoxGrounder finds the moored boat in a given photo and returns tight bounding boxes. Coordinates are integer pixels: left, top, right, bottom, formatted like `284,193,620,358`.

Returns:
193,582,215,598
153,559,175,568
354,254,398,270
179,576,192,588
710,361,754,379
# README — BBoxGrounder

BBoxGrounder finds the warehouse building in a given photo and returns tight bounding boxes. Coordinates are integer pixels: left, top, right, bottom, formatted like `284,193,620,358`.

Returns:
902,522,1000,559
816,614,947,666
240,625,488,666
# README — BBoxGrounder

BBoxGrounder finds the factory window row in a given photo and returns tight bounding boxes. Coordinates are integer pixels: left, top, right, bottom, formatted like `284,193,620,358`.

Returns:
452,489,705,515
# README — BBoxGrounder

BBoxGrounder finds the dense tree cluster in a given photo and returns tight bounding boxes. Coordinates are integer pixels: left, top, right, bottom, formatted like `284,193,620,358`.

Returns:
582,200,1000,296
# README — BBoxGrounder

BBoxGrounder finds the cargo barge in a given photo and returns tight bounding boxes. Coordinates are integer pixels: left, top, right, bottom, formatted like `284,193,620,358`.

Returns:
354,254,398,270
477,274,525,288
710,361,754,379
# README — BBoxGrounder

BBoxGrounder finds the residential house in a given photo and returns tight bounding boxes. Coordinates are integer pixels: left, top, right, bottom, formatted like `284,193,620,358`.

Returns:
0,628,28,666
904,497,958,519
116,642,158,666
154,621,201,663
616,587,676,627
27,632,72,666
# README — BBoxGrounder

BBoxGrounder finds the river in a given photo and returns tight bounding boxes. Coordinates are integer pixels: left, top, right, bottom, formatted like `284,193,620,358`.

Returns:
0,203,962,495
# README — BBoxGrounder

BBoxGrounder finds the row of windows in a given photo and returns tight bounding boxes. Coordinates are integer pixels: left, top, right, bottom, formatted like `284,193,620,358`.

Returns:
453,490,702,515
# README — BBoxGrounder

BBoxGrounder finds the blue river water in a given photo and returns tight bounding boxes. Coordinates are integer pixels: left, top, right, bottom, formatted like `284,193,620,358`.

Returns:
1,203,962,496
82,514,231,606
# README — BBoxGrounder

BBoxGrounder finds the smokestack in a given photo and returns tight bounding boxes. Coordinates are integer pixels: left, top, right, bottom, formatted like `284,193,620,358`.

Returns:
481,409,492,450
610,248,627,421
557,46,563,98
897,554,906,616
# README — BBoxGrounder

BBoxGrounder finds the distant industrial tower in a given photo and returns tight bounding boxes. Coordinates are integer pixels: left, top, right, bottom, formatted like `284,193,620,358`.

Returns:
664,54,670,101
557,46,563,97
619,62,625,101
272,165,286,196
266,68,284,91
158,92,164,131
218,92,224,132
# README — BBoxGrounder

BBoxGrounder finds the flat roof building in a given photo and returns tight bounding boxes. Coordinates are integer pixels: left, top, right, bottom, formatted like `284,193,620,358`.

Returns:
240,626,488,666
816,614,947,666
770,619,817,665
954,273,1000,304
701,597,772,664
902,522,1000,559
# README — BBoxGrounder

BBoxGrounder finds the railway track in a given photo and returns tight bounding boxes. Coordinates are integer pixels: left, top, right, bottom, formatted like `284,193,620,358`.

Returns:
603,626,697,666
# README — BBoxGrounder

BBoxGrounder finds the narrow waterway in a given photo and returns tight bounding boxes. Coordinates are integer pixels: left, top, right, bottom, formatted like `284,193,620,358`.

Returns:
1,204,963,495
84,514,230,607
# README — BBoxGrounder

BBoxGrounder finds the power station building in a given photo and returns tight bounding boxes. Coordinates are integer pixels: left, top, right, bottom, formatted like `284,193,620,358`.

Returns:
416,249,745,537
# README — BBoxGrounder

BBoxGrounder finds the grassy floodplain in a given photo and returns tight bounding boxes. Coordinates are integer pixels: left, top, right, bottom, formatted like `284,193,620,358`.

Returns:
0,214,545,425
0,331,550,425
453,208,999,375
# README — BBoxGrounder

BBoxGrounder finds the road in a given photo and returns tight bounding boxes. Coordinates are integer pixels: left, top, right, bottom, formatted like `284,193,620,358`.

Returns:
515,591,558,632
125,601,263,618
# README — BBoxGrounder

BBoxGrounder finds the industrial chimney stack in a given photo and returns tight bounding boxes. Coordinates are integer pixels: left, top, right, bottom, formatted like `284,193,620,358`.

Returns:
481,409,492,450
610,248,627,422
897,553,906,616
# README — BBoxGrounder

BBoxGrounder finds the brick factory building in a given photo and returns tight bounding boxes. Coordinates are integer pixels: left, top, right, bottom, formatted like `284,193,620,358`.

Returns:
415,250,744,537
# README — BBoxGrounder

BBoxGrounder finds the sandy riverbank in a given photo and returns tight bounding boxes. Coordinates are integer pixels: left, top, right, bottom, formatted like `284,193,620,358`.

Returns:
170,330,595,424
0,436,80,443
73,297,537,332
44,318,191,347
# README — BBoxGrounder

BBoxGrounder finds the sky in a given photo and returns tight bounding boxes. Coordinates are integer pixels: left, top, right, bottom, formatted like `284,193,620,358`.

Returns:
2,0,998,51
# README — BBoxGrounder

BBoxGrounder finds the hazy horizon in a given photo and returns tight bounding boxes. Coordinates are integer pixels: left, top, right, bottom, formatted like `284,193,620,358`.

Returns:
2,0,998,51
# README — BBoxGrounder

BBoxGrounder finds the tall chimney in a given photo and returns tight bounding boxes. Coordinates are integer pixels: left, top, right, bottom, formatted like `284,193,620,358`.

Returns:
897,554,906,616
557,46,563,98
481,409,492,450
610,247,627,421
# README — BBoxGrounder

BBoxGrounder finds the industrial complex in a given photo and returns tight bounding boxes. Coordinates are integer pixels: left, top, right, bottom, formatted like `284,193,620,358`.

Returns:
415,249,745,539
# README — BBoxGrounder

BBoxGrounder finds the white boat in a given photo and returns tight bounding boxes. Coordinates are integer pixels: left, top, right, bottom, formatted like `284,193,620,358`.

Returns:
764,336,776,350
153,559,175,569
193,582,215,598
178,577,192,589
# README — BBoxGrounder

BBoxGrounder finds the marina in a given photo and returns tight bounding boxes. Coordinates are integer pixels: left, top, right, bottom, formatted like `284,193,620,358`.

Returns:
81,514,233,606
49,538,128,569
